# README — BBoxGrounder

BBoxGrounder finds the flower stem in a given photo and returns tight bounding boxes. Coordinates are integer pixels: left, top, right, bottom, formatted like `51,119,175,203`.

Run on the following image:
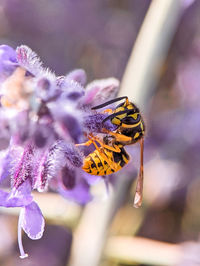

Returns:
18,209,28,259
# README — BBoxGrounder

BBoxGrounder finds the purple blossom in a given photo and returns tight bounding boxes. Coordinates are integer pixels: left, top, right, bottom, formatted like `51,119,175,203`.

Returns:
83,112,118,133
0,45,18,81
66,69,87,86
61,79,85,101
59,167,92,205
0,176,44,258
0,44,120,258
82,77,119,106
18,201,44,258
16,45,54,78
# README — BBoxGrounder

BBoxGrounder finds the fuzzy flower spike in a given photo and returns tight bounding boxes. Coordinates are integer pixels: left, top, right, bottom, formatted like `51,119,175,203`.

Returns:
0,44,119,257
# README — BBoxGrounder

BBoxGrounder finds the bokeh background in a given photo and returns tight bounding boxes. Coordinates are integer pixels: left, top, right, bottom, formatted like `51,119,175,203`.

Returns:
1,0,200,265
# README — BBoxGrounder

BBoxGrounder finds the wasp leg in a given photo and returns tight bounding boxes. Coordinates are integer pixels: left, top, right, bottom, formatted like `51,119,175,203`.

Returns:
133,137,144,208
102,129,132,143
76,134,119,171
87,136,119,171
90,136,121,171
75,139,93,147
91,135,121,153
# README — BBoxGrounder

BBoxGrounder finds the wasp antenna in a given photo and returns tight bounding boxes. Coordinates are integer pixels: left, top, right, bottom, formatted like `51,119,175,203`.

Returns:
91,96,128,110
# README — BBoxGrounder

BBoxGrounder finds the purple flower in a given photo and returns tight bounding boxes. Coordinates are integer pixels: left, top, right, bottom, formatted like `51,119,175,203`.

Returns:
59,167,92,205
0,170,44,259
66,69,87,86
16,45,51,77
82,77,119,106
0,144,47,258
50,142,93,204
0,44,120,258
18,201,44,258
0,45,18,81
83,112,118,134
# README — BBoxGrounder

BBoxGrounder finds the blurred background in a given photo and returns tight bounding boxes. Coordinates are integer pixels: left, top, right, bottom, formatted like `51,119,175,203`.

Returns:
1,0,200,265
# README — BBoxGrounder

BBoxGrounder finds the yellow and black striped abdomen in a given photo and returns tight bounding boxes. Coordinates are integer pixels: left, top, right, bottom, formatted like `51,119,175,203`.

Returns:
82,146,130,176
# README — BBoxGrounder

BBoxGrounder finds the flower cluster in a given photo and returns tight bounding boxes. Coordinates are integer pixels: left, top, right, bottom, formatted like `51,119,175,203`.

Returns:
0,45,119,258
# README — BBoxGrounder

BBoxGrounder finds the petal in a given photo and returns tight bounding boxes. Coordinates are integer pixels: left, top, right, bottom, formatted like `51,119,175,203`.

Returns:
20,201,45,239
32,124,54,149
82,171,102,185
66,69,87,86
0,180,33,207
61,166,76,189
16,45,43,76
59,113,83,143
0,190,14,207
0,190,32,207
83,77,119,105
36,77,57,101
49,101,83,143
59,178,92,205
0,45,17,62
62,79,85,101
0,45,18,80
0,149,10,183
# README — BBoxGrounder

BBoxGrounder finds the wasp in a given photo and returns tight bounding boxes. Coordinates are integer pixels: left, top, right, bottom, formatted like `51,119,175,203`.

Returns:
91,96,145,208
78,134,130,176
77,96,145,207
